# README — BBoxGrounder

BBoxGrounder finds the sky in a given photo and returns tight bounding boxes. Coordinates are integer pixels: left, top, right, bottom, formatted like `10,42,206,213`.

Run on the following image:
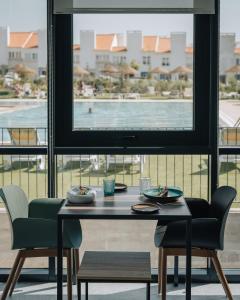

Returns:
0,0,239,44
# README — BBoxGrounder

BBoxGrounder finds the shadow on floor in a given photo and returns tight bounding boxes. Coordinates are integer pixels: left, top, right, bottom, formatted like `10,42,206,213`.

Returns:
2,283,239,300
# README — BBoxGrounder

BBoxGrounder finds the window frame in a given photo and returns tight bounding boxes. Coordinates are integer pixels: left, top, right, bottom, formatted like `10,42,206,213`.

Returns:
54,11,213,153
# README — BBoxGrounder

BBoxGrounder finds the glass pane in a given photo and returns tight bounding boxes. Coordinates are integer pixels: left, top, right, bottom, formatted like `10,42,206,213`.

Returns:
0,0,47,269
0,0,47,147
73,14,194,131
219,0,240,146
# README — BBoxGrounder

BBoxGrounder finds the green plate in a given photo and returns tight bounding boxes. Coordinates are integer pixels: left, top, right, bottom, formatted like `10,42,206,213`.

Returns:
143,187,183,202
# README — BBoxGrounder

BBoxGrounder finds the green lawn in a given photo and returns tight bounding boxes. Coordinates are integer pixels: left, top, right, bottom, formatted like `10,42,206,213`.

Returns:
0,154,239,208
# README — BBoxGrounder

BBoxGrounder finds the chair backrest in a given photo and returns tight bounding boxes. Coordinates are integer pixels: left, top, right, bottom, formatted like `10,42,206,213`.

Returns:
0,185,28,222
8,128,39,146
210,186,237,249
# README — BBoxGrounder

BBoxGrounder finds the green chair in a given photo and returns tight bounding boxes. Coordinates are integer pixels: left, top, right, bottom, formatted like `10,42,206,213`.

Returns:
0,184,82,300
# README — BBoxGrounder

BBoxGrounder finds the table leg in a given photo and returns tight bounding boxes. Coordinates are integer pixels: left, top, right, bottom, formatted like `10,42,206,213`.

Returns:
174,256,179,287
77,282,81,300
146,282,150,300
186,218,192,300
85,282,88,300
57,216,63,300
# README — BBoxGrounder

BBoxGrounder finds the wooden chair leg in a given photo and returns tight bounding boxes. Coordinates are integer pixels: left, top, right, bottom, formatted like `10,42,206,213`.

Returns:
67,249,73,300
74,249,80,275
9,256,26,296
161,249,167,300
0,251,22,300
158,248,163,294
211,251,233,300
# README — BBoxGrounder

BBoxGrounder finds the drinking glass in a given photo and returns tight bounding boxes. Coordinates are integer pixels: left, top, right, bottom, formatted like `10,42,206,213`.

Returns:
103,178,115,196
139,177,151,194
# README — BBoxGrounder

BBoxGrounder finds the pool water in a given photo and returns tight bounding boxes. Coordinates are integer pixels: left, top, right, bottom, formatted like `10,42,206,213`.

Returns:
0,101,193,142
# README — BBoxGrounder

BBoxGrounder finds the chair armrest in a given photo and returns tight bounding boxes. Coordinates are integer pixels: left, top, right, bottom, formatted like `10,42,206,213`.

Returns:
185,198,210,218
12,218,57,249
28,198,65,220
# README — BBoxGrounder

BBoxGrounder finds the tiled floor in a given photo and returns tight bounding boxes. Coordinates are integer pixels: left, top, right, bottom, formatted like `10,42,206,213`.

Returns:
1,282,240,299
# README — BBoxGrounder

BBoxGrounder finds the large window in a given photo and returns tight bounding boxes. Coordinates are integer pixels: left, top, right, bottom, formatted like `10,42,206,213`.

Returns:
72,14,193,132
54,2,214,149
0,0,48,269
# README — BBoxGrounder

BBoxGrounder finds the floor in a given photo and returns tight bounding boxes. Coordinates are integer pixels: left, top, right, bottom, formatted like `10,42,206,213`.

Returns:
1,282,240,299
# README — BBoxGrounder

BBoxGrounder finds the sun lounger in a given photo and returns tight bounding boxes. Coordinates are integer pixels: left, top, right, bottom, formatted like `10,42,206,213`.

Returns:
58,155,100,171
105,155,145,173
3,128,45,171
220,127,240,164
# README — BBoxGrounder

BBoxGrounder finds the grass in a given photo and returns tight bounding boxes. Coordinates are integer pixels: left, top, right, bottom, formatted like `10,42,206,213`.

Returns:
0,154,239,208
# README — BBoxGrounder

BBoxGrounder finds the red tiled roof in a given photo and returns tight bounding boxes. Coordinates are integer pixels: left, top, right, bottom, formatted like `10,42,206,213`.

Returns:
142,36,171,53
9,32,38,48
112,46,127,52
158,38,171,53
185,47,193,54
143,36,158,52
73,44,80,50
235,48,240,55
95,34,115,51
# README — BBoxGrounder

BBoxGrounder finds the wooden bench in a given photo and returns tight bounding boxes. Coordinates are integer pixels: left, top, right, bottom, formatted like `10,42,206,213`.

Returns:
77,251,151,300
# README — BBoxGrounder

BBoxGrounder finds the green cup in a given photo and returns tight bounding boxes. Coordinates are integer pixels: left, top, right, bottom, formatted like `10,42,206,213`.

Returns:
103,178,115,196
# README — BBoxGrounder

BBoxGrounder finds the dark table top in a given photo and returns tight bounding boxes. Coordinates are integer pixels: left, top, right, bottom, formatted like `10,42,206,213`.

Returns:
58,187,191,221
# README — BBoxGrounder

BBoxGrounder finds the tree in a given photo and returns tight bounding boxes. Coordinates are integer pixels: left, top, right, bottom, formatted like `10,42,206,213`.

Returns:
130,59,140,71
14,64,36,81
0,65,8,76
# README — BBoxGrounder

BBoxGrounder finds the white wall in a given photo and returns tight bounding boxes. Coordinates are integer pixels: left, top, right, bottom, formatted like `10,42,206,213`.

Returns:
0,27,9,66
170,32,186,69
79,30,96,70
220,33,235,75
127,31,142,66
37,29,47,72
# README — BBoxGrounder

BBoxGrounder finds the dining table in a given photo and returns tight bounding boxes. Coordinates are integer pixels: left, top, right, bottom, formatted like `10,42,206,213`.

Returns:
57,187,192,300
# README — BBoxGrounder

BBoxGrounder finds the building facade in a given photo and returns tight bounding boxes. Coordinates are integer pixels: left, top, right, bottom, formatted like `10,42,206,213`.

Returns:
0,27,239,80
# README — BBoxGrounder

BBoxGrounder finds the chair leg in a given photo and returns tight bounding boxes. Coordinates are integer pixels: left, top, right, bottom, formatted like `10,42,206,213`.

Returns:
0,251,22,300
211,251,233,300
74,249,80,276
161,249,167,300
158,248,163,294
9,256,26,296
67,249,73,300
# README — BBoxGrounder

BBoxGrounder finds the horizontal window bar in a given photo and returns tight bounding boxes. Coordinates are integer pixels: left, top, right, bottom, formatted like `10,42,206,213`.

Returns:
54,0,215,14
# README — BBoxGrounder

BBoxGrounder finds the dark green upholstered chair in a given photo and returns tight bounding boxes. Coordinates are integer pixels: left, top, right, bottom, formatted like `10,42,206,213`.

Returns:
155,186,236,300
0,185,82,300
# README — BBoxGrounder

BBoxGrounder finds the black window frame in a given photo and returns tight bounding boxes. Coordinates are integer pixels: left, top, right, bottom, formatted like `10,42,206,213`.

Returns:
54,11,213,153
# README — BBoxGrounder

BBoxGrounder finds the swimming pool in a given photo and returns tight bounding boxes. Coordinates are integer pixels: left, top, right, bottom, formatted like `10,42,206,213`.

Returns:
0,100,193,142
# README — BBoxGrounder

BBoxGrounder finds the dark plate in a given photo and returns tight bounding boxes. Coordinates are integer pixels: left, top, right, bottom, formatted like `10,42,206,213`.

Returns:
114,183,127,192
131,203,159,214
143,187,183,203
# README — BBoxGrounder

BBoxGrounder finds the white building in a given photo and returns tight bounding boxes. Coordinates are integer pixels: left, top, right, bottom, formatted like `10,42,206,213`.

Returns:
0,27,47,76
0,27,239,80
